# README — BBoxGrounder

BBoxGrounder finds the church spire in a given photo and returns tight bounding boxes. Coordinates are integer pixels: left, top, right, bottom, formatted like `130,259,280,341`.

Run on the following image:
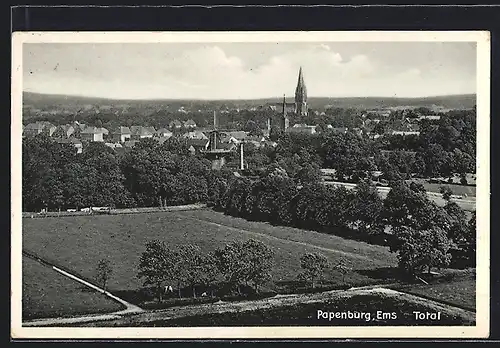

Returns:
295,66,308,116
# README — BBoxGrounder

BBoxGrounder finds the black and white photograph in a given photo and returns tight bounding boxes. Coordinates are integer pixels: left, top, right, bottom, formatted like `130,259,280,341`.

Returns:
11,31,490,339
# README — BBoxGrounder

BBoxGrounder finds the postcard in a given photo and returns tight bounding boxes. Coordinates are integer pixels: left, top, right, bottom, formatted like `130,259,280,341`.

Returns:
11,30,490,339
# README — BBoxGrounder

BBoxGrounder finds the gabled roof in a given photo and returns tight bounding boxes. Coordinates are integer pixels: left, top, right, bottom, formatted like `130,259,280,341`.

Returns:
112,126,131,135
218,142,237,150
223,131,248,140
130,126,154,136
156,128,172,134
81,126,104,134
187,139,209,148
25,122,46,130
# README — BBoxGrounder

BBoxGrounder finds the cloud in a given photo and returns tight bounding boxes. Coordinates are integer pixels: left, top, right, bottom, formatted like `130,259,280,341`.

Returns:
23,43,475,99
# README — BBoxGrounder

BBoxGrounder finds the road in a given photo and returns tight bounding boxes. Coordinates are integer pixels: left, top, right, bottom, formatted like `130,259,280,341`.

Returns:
323,181,476,211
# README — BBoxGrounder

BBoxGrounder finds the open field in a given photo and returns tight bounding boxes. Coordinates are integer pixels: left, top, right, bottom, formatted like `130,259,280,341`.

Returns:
22,209,398,299
408,179,476,197
323,181,476,211
22,256,123,320
393,270,476,311
71,287,475,327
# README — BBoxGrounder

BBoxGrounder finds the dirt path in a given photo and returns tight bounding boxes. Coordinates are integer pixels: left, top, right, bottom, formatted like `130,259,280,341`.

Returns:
22,255,144,327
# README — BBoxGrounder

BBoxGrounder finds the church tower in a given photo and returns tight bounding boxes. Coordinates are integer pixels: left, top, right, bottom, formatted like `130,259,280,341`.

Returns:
281,94,290,131
294,66,308,116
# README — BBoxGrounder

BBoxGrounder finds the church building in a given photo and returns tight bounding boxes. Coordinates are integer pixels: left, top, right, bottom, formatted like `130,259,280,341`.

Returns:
266,67,309,134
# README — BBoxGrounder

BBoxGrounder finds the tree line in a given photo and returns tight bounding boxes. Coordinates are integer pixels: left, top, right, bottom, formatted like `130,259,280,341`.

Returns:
214,171,476,273
116,238,349,303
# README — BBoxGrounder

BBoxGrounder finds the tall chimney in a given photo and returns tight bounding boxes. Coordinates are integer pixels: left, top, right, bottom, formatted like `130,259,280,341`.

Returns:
213,111,217,129
240,142,244,170
267,117,271,134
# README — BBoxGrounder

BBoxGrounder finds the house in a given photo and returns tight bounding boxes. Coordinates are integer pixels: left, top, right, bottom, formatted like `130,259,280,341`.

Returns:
130,126,154,140
156,128,173,138
96,127,109,136
182,130,208,140
53,124,75,138
23,122,46,137
54,137,83,154
245,135,266,148
222,131,248,143
112,126,132,143
80,126,104,142
169,120,183,129
144,126,156,134
183,119,197,129
187,139,210,154
218,142,237,151
41,122,57,136
287,124,317,135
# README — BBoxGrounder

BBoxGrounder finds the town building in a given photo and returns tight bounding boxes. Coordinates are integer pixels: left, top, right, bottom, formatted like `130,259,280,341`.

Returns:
112,126,132,143
156,128,173,138
80,127,104,142
130,126,154,140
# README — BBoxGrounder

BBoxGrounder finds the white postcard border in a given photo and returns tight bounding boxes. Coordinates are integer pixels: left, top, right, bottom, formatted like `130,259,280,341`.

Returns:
11,30,491,339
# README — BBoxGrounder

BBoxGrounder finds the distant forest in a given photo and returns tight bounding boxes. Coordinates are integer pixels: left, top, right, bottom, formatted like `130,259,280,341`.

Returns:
23,91,477,111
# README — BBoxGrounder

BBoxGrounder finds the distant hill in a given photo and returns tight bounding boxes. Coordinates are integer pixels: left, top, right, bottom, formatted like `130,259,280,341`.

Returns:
22,92,476,111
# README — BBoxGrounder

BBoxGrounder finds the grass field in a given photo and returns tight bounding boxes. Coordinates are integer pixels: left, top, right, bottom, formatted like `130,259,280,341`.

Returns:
408,179,476,197
22,256,123,320
395,270,476,310
22,209,398,298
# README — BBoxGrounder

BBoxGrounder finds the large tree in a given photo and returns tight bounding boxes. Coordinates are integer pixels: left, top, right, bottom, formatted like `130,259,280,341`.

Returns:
137,240,176,303
298,252,329,288
391,226,453,275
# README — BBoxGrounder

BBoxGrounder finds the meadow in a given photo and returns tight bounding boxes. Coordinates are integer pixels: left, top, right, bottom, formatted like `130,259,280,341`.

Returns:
22,256,123,320
22,209,398,297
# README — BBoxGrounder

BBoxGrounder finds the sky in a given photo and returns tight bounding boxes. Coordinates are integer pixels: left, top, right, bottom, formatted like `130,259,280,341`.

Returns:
23,42,477,100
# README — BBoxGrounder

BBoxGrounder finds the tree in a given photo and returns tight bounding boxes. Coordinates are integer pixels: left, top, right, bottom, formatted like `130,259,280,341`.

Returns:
390,226,453,275
95,259,113,291
295,162,322,186
298,252,329,288
245,120,264,136
177,244,205,298
137,240,175,303
240,239,275,293
333,258,350,284
213,239,275,295
440,185,453,202
349,179,384,234
214,241,249,295
198,251,221,297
